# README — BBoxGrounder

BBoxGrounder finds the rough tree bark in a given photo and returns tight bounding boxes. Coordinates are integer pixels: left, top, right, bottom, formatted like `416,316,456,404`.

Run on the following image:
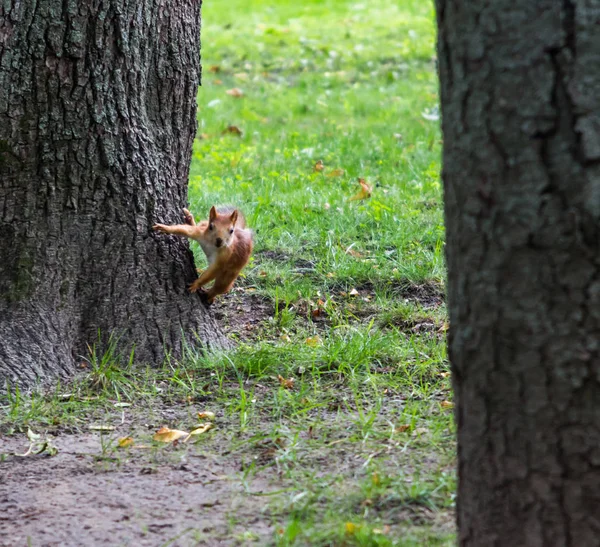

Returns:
436,1,600,545
0,0,229,391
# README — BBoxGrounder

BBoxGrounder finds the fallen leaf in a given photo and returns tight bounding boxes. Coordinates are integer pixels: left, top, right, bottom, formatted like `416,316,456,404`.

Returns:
348,178,373,201
234,72,249,81
213,79,223,85
305,335,323,347
226,87,244,97
413,427,428,435
314,160,325,172
327,168,345,177
345,522,360,535
280,334,292,343
184,423,213,442
113,402,131,408
197,411,216,421
153,426,189,443
397,424,411,433
118,437,134,448
440,371,451,378
208,65,220,73
345,246,364,258
349,288,359,297
198,133,210,140
277,375,295,389
441,400,454,409
222,125,243,136
372,472,380,485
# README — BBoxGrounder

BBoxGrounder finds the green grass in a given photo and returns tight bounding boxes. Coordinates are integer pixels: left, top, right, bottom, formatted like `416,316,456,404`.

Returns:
0,0,453,544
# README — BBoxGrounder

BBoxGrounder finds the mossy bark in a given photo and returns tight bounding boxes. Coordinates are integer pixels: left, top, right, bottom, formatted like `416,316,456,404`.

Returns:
437,1,600,544
0,0,229,391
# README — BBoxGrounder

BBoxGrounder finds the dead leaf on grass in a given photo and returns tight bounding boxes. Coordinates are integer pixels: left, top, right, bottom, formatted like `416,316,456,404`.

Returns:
184,423,213,442
349,288,359,297
208,65,220,73
348,178,373,201
440,371,451,378
397,424,411,433
441,400,454,409
197,411,216,421
226,87,244,97
314,160,325,172
327,168,345,177
153,427,189,443
118,437,134,448
305,335,323,347
345,522,360,535
277,375,295,389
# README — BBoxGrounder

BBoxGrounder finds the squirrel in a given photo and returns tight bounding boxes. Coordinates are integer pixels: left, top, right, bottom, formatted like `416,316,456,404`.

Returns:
153,206,253,304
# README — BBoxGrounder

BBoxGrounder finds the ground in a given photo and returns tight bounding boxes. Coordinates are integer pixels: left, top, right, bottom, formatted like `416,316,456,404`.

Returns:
0,0,453,545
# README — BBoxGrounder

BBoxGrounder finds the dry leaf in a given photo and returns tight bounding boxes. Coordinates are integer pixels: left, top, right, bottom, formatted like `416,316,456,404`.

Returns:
197,411,216,421
441,400,454,409
440,371,451,378
209,65,220,73
345,247,364,258
184,423,213,442
413,427,428,435
305,335,323,347
314,160,325,172
280,334,292,343
372,472,380,485
153,426,189,443
226,88,244,97
277,375,295,389
222,125,243,136
349,288,359,297
348,178,373,201
345,522,360,535
397,424,411,433
118,437,134,448
213,79,223,85
198,133,210,140
327,168,345,177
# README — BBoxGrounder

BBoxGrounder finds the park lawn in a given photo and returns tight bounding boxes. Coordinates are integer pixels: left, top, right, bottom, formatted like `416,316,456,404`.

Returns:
1,0,454,545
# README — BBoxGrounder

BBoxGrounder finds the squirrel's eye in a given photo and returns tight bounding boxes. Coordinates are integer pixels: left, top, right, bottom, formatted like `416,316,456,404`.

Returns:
209,224,214,231
229,228,234,234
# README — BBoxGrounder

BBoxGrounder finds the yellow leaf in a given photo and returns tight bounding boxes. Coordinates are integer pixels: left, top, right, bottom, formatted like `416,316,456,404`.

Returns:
349,288,359,297
184,423,213,442
305,335,323,347
208,65,220,73
197,411,216,421
440,371,451,378
280,334,292,343
153,426,189,443
348,178,373,201
372,472,380,485
226,88,244,97
327,168,345,177
314,160,325,172
345,522,360,535
441,400,454,409
118,437,134,448
277,375,295,389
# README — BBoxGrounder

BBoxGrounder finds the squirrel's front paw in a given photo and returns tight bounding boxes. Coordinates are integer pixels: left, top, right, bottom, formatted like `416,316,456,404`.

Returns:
189,281,205,293
153,224,168,232
183,208,195,226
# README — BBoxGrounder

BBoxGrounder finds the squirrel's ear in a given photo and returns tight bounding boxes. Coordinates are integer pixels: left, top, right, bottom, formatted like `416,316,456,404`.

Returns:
230,209,239,225
209,206,217,222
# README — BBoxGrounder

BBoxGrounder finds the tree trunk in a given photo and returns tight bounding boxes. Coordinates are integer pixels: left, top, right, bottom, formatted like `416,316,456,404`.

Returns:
0,0,229,391
437,1,600,545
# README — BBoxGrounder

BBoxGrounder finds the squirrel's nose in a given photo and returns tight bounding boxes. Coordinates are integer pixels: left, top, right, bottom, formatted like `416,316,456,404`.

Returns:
215,238,223,247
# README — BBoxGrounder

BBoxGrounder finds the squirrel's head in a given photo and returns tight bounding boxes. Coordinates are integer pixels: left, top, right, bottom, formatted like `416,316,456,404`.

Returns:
207,206,239,249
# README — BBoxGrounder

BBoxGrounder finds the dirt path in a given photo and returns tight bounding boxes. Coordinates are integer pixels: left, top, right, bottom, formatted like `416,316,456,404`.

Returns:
2,433,277,546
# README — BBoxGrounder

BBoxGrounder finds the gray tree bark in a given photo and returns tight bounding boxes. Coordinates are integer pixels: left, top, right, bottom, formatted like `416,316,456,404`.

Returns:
437,1,600,545
0,0,228,391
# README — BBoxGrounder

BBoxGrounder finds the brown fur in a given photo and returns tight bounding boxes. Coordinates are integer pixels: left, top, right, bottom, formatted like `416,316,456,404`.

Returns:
153,206,253,304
